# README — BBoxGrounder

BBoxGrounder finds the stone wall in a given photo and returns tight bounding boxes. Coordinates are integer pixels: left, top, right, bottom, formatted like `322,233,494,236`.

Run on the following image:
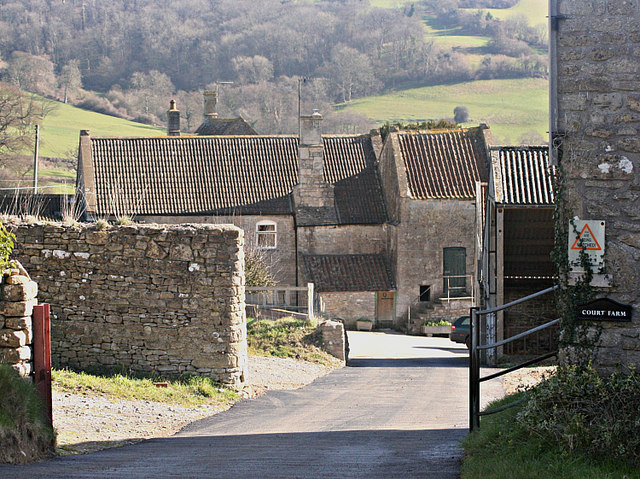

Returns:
557,0,640,370
10,222,248,388
318,319,348,362
320,291,376,328
0,272,38,377
137,215,297,287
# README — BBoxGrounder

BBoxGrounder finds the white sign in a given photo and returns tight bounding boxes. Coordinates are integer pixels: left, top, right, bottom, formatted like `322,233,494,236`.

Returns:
568,220,605,273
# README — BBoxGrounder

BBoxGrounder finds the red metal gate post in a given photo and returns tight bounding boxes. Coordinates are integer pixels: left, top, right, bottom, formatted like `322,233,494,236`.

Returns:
33,303,52,427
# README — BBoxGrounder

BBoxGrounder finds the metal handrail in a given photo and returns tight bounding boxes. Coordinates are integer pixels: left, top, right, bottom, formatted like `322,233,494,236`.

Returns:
469,285,560,431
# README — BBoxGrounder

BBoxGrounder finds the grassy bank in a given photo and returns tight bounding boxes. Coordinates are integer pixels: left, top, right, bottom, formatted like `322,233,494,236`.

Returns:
463,369,640,479
0,365,56,464
52,369,239,408
247,317,341,367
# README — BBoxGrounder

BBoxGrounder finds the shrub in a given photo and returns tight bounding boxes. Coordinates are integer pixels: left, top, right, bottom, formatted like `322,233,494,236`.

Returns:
0,365,56,463
517,365,640,467
423,319,452,327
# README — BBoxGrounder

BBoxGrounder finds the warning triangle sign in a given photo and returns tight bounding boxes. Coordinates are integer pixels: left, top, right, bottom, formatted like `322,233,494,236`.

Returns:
571,224,602,251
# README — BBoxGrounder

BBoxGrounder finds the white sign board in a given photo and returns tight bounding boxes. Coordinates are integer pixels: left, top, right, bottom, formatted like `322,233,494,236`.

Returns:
568,220,605,273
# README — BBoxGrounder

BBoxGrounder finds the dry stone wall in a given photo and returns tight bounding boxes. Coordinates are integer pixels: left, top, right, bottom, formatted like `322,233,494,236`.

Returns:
557,0,640,370
0,273,38,377
10,222,248,388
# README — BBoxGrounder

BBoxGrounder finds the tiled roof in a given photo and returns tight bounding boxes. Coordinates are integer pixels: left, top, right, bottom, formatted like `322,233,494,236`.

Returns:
492,147,555,206
324,136,387,224
87,135,386,223
194,117,258,136
302,254,395,292
396,129,488,199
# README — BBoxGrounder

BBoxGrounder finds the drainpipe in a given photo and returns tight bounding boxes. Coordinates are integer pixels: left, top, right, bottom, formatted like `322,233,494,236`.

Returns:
548,0,566,165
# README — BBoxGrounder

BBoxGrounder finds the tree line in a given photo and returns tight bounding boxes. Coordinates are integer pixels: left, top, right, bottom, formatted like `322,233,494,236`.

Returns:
0,0,548,133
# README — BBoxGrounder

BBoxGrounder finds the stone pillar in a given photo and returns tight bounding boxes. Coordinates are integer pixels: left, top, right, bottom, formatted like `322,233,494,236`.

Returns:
0,273,38,378
318,319,348,362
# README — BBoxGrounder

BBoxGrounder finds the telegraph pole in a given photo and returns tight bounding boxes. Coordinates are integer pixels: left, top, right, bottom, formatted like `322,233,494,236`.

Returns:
33,125,40,194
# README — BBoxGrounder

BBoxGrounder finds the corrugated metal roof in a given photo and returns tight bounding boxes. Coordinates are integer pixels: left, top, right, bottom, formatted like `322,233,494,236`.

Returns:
492,147,555,206
89,135,386,224
302,254,395,292
397,129,488,199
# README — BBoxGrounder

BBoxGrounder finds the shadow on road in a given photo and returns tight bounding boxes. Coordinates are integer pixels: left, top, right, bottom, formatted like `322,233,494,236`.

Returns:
412,345,469,354
0,428,467,479
347,357,468,368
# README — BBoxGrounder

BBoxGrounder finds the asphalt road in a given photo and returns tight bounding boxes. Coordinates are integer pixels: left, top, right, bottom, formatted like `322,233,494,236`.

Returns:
0,332,504,479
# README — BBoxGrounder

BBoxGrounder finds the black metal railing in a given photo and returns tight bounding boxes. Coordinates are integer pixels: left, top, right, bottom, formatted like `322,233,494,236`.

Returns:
469,285,559,431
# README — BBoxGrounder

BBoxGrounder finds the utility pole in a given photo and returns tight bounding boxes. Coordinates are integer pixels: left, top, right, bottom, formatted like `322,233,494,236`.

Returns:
33,125,40,194
298,77,307,138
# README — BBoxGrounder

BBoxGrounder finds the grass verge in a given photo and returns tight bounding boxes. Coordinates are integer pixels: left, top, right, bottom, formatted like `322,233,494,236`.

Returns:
0,364,56,464
247,316,341,367
462,393,640,479
52,369,239,408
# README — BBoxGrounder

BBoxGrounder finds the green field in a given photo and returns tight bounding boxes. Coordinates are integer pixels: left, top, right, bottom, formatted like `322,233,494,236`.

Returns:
467,0,548,27
38,98,164,158
336,78,549,144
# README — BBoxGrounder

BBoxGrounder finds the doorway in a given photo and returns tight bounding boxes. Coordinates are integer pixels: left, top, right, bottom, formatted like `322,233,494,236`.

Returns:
443,247,466,297
376,291,395,326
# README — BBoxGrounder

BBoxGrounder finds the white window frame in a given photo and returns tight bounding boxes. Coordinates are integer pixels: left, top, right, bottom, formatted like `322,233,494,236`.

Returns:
256,220,277,249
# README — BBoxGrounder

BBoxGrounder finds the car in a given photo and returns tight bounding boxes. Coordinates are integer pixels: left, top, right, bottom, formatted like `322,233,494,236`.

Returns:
449,315,470,348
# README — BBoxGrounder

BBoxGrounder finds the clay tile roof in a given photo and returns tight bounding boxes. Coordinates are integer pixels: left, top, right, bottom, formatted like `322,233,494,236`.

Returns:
88,135,386,223
194,117,258,136
91,136,298,216
492,146,555,206
323,135,387,224
302,254,395,292
397,129,489,199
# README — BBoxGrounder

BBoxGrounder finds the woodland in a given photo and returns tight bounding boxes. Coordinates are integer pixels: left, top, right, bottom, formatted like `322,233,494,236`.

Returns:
0,0,548,134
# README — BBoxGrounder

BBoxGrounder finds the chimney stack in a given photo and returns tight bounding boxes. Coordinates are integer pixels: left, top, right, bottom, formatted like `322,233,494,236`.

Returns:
167,100,180,136
203,90,218,119
293,110,336,224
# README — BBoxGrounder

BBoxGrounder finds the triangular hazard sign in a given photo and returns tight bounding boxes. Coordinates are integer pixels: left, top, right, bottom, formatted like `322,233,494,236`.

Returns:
571,224,602,251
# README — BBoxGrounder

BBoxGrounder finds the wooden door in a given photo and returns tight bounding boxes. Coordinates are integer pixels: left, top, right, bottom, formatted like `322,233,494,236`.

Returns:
376,291,395,325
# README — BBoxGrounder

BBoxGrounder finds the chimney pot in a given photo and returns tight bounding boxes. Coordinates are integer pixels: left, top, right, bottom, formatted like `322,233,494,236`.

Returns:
300,110,323,146
203,90,218,119
167,99,180,136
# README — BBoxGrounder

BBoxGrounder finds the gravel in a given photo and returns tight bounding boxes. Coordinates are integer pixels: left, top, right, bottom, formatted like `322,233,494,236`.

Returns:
54,355,339,455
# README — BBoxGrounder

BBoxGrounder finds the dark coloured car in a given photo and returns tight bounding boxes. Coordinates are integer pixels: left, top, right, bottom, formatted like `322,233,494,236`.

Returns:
449,315,470,348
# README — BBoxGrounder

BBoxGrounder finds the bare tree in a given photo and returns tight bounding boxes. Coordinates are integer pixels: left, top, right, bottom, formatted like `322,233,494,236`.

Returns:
0,83,44,161
59,60,83,104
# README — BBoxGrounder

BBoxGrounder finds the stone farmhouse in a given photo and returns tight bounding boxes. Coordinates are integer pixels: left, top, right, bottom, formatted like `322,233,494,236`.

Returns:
76,101,492,329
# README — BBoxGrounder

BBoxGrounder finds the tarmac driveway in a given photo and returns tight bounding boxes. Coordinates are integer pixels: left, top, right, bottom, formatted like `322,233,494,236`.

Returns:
0,331,504,478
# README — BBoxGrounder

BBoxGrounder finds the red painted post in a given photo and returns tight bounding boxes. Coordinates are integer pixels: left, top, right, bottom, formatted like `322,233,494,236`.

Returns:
33,303,52,427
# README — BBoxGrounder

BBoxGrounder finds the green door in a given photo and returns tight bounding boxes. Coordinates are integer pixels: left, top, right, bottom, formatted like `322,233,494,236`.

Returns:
443,247,466,297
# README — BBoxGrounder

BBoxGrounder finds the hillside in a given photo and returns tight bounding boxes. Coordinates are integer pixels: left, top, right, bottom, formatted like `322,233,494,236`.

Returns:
338,78,548,144
1,98,164,194
39,99,164,159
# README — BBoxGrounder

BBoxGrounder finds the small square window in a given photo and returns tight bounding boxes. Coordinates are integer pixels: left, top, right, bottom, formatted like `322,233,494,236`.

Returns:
256,222,277,249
